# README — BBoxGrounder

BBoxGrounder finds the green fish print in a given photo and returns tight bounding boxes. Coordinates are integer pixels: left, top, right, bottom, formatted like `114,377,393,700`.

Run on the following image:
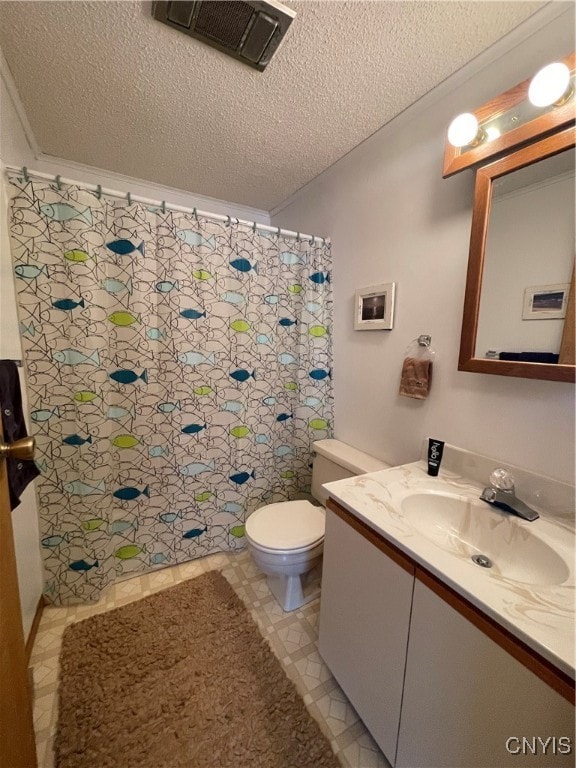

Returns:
230,425,250,438
108,311,140,327
309,325,329,337
40,203,93,225
309,418,329,430
114,545,144,560
230,319,250,333
112,434,140,449
82,519,107,531
64,249,91,263
74,390,99,403
192,269,212,281
229,525,245,538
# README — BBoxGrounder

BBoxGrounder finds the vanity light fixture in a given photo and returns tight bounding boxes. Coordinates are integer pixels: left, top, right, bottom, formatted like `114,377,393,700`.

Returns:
447,113,481,148
528,62,572,107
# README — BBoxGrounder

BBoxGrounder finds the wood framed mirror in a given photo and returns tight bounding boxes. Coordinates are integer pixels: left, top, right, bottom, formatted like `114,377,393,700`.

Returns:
459,125,575,382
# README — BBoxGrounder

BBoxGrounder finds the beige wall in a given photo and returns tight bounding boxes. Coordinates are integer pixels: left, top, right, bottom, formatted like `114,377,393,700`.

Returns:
271,8,575,483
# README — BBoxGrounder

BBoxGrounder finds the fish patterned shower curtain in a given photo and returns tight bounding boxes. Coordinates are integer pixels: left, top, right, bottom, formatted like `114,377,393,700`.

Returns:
7,176,333,604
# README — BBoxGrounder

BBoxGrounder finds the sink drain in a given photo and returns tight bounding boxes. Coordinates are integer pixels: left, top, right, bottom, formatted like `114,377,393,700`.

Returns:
472,554,493,569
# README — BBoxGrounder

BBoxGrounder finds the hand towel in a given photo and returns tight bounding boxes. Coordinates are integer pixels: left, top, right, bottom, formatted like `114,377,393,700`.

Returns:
0,360,40,509
399,356,433,400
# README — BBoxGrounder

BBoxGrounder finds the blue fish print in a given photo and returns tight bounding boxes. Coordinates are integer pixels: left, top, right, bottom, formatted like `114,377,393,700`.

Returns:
151,552,169,564
223,400,243,413
52,297,85,311
278,353,298,365
176,230,216,248
19,321,35,336
110,369,148,384
280,251,305,265
102,277,133,294
276,413,293,422
149,445,170,458
156,280,180,293
42,534,70,548
53,348,100,366
309,271,330,285
113,485,150,501
221,291,245,305
230,369,254,382
303,396,322,407
230,258,257,274
106,239,145,256
256,334,272,345
305,301,322,314
179,351,216,366
262,396,276,406
229,470,256,485
157,401,181,413
255,434,268,444
31,406,60,422
159,511,182,523
180,309,206,320
69,559,99,572
183,526,208,539
180,460,215,477
279,318,297,327
15,264,48,280
64,479,106,496
63,434,92,446
181,423,207,434
107,404,136,419
309,368,331,380
274,445,294,457
41,203,93,225
223,502,244,514
264,295,279,305
147,328,168,341
109,520,139,534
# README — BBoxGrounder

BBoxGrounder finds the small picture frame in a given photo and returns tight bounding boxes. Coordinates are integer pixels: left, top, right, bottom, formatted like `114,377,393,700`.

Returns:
354,283,396,330
522,283,569,320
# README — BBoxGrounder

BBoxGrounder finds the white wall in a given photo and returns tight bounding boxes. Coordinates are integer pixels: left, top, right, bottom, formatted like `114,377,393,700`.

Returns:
0,55,270,631
271,8,576,484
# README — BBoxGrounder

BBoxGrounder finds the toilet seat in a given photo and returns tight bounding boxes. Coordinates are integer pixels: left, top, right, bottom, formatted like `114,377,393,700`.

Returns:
245,500,325,552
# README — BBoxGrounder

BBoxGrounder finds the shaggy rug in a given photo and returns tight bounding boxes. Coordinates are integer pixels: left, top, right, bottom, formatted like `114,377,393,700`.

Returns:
55,570,340,768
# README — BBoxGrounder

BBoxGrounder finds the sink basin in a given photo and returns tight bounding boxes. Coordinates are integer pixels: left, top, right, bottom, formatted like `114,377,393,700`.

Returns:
399,490,569,586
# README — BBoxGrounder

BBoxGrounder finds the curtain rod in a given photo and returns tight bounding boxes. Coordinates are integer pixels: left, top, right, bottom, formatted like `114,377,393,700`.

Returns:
3,165,329,245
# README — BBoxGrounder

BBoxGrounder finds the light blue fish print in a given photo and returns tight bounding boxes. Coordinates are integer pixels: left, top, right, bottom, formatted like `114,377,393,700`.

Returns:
223,400,244,413
280,251,305,265
255,434,268,444
256,334,272,345
53,348,100,366
230,258,257,274
40,203,93,225
149,445,170,458
41,533,70,548
64,479,106,495
159,511,183,523
229,470,255,485
109,520,139,535
303,396,322,407
264,295,279,305
176,230,216,248
179,351,216,366
19,321,35,336
102,277,133,295
31,406,60,422
274,445,294,457
147,328,168,341
107,404,136,419
151,553,169,565
69,559,99,572
305,301,323,314
278,353,298,365
155,280,180,293
180,309,206,320
221,291,246,305
223,502,244,514
106,239,144,256
14,264,48,280
262,396,276,406
157,401,181,413
179,460,215,477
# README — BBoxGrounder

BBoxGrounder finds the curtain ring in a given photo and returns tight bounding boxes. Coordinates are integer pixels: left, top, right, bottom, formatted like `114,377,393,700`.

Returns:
55,175,62,190
127,192,132,205
309,234,315,245
252,220,257,233
161,200,166,214
22,166,29,183
193,207,198,221
96,184,102,200
276,226,281,236
296,232,301,242
226,215,231,226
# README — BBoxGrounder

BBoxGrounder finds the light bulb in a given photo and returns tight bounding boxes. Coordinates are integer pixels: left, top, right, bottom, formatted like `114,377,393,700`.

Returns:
528,62,571,107
485,126,501,142
447,113,480,148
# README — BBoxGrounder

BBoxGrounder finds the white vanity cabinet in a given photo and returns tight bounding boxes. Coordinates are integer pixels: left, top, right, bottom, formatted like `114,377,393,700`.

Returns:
318,505,414,763
320,499,575,768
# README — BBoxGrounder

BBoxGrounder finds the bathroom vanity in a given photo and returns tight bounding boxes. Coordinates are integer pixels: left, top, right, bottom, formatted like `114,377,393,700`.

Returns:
319,444,575,768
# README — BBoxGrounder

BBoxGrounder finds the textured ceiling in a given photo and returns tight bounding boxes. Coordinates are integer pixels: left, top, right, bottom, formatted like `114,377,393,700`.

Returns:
0,1,545,210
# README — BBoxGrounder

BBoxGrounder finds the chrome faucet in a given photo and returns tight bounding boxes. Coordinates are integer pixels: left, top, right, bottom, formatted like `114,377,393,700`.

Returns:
480,468,539,522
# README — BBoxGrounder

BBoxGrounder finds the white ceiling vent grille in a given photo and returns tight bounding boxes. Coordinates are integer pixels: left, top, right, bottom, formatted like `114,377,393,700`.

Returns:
152,1,296,71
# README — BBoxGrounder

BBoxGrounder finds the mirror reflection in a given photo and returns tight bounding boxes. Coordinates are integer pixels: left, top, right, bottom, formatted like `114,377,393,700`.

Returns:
475,147,575,363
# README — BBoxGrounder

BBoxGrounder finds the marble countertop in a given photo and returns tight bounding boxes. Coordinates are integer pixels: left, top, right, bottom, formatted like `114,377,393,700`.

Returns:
323,460,575,679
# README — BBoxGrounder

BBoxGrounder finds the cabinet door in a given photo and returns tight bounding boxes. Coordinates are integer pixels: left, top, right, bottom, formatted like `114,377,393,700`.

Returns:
319,506,415,763
396,578,575,768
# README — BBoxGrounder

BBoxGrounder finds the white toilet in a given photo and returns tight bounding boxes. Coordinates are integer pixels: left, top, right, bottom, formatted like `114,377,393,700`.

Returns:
245,439,390,611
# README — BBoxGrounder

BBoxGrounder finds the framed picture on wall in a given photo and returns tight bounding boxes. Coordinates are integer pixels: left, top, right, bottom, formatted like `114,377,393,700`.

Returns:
522,283,569,320
354,283,396,330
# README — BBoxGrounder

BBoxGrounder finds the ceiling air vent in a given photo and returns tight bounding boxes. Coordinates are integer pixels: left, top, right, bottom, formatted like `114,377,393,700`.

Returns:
152,1,296,71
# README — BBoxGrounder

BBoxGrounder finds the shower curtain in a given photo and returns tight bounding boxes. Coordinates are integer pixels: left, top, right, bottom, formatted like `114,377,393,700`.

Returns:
7,176,333,604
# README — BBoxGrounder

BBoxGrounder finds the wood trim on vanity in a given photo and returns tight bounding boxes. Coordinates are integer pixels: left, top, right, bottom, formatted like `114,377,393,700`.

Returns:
25,595,45,665
327,497,575,706
327,499,414,575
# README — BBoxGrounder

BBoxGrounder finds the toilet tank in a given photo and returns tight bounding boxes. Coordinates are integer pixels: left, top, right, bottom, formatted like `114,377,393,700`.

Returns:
311,439,390,505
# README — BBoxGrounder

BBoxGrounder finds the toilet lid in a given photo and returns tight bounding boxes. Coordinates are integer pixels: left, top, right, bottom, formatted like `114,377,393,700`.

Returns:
246,500,325,551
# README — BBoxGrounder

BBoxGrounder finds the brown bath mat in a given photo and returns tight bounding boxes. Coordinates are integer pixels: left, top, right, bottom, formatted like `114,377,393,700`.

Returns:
55,570,340,768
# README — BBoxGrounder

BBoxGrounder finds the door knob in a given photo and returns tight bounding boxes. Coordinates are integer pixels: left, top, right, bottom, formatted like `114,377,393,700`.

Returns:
0,436,35,461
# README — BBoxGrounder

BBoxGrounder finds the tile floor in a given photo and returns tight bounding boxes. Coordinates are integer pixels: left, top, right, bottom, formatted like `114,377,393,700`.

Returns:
30,549,392,768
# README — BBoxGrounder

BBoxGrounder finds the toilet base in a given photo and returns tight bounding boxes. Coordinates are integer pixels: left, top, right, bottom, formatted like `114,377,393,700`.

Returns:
267,561,322,612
